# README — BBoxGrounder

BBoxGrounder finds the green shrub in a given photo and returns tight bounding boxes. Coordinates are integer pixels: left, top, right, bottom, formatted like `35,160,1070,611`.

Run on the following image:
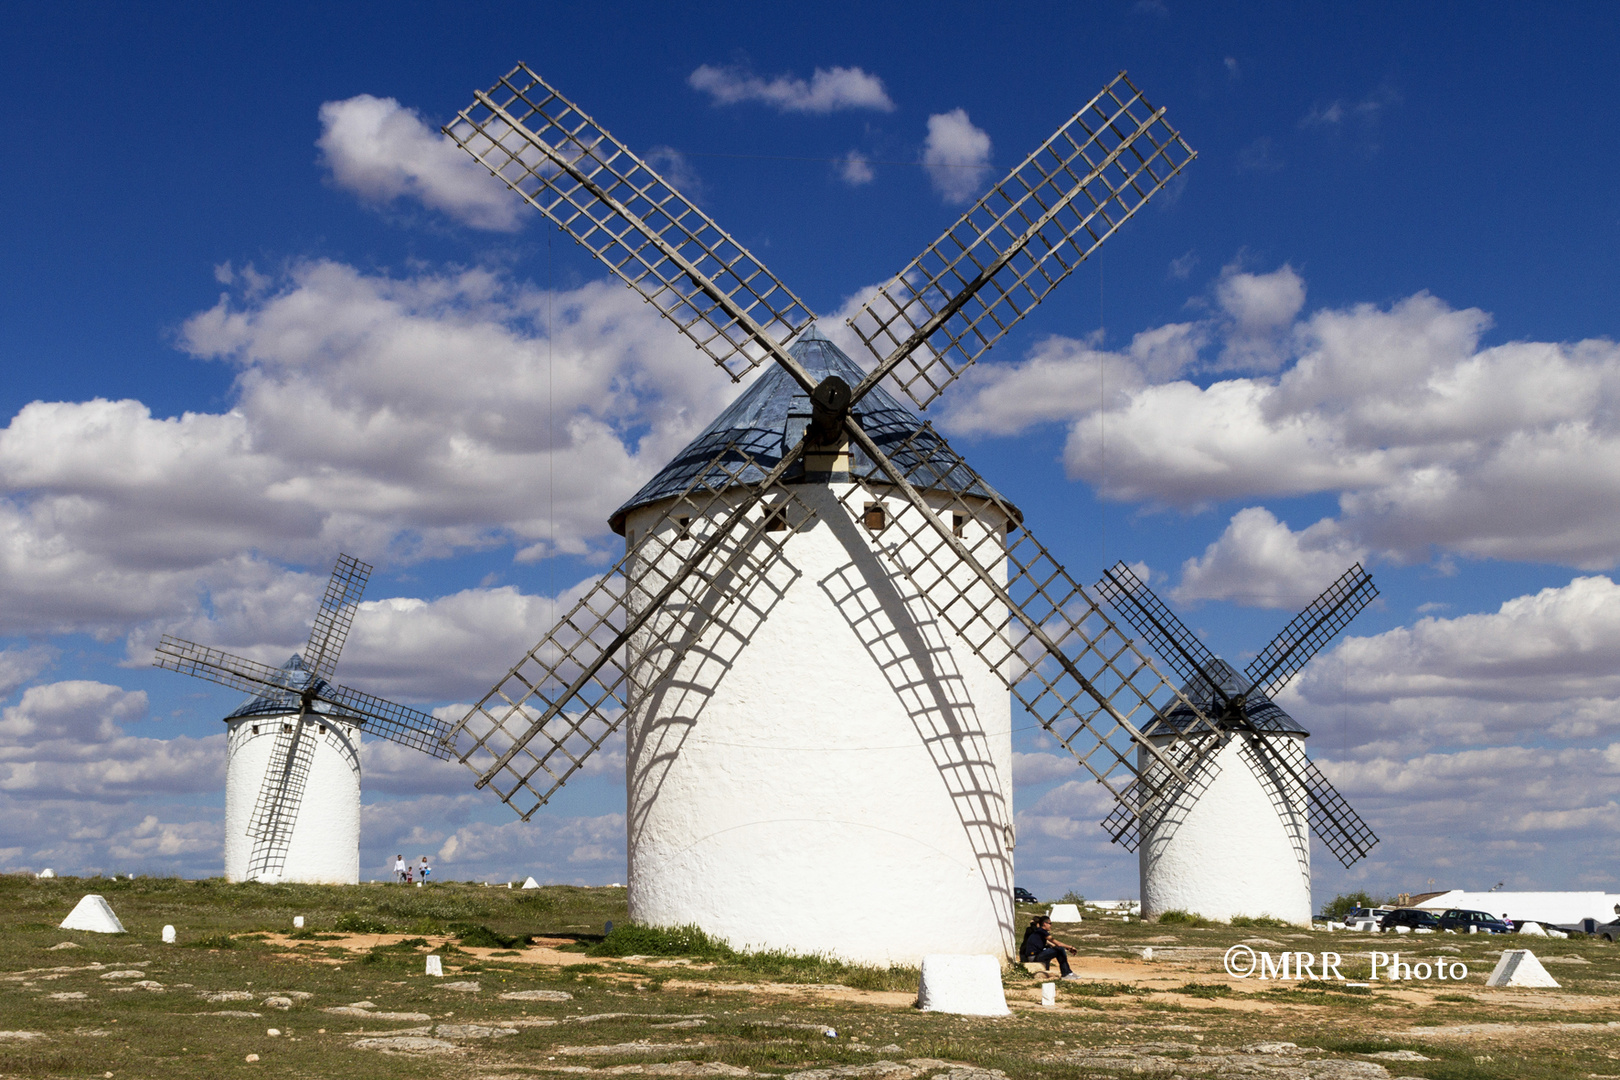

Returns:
454,924,529,949
1321,890,1388,922
588,922,734,959
1230,915,1291,928
334,913,388,934
185,933,236,949
1058,889,1086,905
1169,982,1231,998
1155,909,1210,926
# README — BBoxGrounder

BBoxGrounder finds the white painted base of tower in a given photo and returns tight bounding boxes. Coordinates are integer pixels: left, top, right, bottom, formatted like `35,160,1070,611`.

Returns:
623,483,1014,967
223,713,361,885
1139,734,1312,926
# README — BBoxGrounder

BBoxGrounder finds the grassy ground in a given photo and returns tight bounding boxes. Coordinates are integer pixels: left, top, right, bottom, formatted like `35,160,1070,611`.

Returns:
4,875,1620,1079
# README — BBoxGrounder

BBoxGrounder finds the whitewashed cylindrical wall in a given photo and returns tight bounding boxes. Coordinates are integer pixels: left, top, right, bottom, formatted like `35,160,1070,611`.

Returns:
622,482,1015,966
223,714,362,885
1138,733,1312,925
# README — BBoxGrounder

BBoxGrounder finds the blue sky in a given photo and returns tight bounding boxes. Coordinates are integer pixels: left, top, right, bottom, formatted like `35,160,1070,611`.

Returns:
2,1,1619,904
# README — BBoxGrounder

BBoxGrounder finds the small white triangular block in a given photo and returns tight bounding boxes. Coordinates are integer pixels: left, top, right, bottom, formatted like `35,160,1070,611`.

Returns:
1048,904,1083,922
1486,949,1559,988
37,869,54,878
1518,921,1547,936
521,876,540,889
425,955,443,977
161,925,176,944
59,894,125,934
915,954,1009,1016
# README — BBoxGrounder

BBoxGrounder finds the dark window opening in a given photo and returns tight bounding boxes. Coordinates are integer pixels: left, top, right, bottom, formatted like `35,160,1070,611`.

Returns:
251,725,259,736
952,512,968,537
763,507,788,532
676,516,692,539
282,722,293,734
863,502,887,531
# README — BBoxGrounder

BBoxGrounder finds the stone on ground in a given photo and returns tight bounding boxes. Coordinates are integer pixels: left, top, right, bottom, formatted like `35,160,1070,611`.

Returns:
59,894,125,934
439,980,479,992
47,941,79,950
522,876,541,889
914,954,1010,1017
1485,949,1559,988
1047,904,1083,922
351,1035,458,1054
1517,921,1547,936
500,988,573,1001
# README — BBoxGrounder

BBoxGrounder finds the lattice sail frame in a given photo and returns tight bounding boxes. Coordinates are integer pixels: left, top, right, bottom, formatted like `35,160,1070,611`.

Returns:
444,64,815,381
445,445,814,820
1246,563,1378,698
847,72,1196,410
834,423,1223,815
303,553,371,683
1094,560,1381,867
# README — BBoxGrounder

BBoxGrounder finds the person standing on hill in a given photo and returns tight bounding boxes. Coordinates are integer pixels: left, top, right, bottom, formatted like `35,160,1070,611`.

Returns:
394,854,406,883
1019,915,1079,979
419,856,431,884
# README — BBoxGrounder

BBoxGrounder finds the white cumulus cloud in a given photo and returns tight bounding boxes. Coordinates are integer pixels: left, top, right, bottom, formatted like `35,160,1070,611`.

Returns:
687,64,895,113
922,109,992,204
1173,507,1369,609
316,94,522,231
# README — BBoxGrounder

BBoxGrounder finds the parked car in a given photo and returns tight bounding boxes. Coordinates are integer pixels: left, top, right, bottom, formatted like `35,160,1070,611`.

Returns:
1436,908,1513,934
1013,887,1038,904
1380,908,1442,932
1551,917,1620,940
1344,906,1394,923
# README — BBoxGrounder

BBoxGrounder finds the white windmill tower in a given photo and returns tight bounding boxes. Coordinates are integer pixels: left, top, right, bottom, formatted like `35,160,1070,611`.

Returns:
1095,562,1381,924
155,555,452,884
440,64,1227,965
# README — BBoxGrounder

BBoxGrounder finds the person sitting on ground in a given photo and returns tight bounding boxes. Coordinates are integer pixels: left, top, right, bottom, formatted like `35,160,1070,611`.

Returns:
1019,914,1078,980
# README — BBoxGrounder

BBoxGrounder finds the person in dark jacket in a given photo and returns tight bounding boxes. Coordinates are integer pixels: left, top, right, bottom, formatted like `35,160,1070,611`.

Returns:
1019,915,1078,979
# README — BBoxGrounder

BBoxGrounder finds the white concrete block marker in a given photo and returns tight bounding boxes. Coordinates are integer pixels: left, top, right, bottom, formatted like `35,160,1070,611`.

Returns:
425,955,443,977
1518,921,1548,936
293,916,304,929
521,876,541,890
37,869,54,879
161,925,176,944
1048,904,1083,923
1041,982,1056,1007
1486,949,1559,988
60,895,125,934
915,954,1010,1016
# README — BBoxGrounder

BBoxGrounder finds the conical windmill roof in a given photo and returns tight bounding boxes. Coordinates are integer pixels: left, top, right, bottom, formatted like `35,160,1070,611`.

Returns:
609,326,1015,534
1160,658,1310,736
223,654,354,721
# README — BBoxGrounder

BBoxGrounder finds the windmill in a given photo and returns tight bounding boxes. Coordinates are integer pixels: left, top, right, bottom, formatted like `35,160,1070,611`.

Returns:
1094,561,1381,924
438,63,1224,964
154,555,452,884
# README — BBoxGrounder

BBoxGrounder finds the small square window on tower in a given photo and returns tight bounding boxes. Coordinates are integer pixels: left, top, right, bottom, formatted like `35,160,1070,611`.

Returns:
763,506,787,532
952,512,968,537
676,516,692,539
282,722,293,734
863,502,887,531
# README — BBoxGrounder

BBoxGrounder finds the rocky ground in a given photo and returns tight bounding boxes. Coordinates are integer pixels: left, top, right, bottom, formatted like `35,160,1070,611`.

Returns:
2,875,1618,1079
